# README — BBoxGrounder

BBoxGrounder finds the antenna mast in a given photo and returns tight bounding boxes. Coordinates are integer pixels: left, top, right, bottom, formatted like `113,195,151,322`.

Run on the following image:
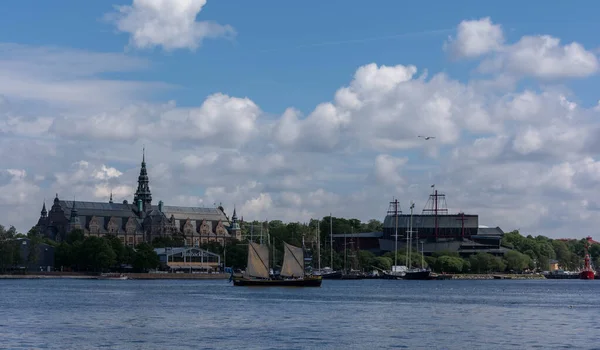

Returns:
330,214,333,269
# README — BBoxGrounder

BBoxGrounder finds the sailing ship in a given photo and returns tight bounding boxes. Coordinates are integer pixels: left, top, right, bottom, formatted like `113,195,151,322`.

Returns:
314,214,343,279
232,241,323,287
580,236,595,280
403,200,432,280
383,199,405,280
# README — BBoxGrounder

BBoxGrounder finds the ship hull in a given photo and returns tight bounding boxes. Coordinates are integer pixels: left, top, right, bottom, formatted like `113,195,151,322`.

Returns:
321,271,343,279
544,273,579,279
232,276,322,287
382,272,404,280
580,270,595,280
404,270,432,280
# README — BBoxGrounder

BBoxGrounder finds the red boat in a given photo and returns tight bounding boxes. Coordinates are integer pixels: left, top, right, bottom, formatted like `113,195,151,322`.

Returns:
579,236,595,280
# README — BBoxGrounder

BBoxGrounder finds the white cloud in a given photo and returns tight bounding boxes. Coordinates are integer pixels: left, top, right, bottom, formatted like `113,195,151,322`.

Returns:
51,93,260,148
5,17,600,241
0,43,170,109
108,0,235,51
446,17,599,79
445,17,504,58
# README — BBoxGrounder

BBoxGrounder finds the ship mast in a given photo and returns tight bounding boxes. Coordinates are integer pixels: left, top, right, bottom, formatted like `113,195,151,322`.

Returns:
394,199,399,269
330,214,333,269
422,185,448,240
317,220,321,271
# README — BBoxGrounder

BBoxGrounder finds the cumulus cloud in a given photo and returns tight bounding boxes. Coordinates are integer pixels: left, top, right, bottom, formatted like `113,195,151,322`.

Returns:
107,0,235,51
51,93,260,148
6,16,600,240
445,17,505,58
446,17,599,79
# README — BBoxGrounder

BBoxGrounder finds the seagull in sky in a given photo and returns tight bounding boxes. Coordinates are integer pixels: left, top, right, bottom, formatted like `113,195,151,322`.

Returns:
418,135,435,140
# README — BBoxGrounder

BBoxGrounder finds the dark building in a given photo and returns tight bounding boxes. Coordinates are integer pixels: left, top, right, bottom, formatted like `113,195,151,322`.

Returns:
36,151,242,247
13,238,55,272
332,188,508,257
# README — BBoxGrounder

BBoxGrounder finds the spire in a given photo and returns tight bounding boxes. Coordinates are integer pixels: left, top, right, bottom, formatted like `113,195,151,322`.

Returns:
41,201,47,217
109,191,113,204
70,201,78,220
232,206,237,220
69,200,81,228
133,147,152,212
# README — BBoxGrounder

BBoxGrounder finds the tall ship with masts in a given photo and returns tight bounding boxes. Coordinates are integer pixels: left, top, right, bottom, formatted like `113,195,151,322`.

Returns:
232,240,323,287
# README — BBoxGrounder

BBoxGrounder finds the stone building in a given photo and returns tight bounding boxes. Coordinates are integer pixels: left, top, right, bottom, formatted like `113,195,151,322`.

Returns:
36,152,242,246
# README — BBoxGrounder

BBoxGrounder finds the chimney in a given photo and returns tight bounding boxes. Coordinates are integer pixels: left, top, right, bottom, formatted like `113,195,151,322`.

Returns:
137,199,143,213
158,200,164,212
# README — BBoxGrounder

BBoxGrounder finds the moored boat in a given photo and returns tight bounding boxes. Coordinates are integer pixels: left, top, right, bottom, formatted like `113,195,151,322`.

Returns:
97,273,128,280
316,267,342,279
404,268,432,280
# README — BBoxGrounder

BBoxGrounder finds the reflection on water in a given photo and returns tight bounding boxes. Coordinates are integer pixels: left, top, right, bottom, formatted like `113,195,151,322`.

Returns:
1,279,598,349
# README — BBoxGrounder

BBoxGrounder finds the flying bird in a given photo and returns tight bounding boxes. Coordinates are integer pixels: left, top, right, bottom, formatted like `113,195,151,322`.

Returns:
418,135,435,140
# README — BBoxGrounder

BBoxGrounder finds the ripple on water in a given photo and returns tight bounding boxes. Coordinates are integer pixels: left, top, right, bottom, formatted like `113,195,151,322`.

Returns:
1,279,600,349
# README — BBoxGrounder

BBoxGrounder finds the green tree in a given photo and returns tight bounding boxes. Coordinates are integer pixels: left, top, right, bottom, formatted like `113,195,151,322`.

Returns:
436,256,465,273
504,250,531,272
79,237,116,272
66,229,85,244
469,253,505,273
370,256,392,271
132,242,160,272
358,250,375,270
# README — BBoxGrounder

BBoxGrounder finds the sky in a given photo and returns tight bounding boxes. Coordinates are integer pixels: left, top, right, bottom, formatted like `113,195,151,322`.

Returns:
1,0,600,238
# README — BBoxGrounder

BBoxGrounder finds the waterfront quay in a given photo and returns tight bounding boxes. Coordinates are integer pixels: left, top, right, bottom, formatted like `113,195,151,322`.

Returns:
0,272,229,280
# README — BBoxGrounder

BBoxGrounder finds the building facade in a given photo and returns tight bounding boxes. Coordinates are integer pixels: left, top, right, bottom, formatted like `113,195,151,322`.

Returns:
36,152,242,246
332,191,508,257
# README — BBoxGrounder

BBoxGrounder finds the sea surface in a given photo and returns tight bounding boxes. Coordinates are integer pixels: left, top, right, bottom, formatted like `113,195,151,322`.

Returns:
1,278,599,349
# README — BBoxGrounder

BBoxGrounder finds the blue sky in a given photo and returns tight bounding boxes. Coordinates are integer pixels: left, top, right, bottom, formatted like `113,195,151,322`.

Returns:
2,0,599,112
1,0,600,237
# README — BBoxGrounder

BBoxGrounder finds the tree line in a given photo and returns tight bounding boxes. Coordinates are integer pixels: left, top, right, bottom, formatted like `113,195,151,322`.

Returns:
1,218,598,274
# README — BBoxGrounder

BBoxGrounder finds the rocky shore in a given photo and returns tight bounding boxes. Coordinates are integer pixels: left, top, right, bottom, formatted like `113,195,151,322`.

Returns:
450,273,545,280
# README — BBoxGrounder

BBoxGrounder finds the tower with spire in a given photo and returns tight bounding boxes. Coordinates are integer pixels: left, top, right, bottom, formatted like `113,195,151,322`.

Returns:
133,147,152,213
67,200,81,231
40,201,47,218
230,206,242,240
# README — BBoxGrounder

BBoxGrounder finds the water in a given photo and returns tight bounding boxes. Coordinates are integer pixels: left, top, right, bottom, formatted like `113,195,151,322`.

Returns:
1,279,599,349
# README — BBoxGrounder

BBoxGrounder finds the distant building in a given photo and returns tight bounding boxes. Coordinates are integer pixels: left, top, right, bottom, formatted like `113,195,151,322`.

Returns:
332,189,509,256
548,259,560,271
36,151,242,246
154,247,221,272
12,238,55,272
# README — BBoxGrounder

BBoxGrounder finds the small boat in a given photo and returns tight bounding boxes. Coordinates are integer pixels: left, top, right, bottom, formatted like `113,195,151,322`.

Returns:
98,273,128,280
341,270,365,280
382,271,405,280
404,268,432,280
493,275,512,280
315,267,343,279
232,242,322,287
580,236,595,280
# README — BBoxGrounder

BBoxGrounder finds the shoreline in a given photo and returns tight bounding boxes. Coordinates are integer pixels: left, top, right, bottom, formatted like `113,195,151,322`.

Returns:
449,274,546,280
0,272,230,280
